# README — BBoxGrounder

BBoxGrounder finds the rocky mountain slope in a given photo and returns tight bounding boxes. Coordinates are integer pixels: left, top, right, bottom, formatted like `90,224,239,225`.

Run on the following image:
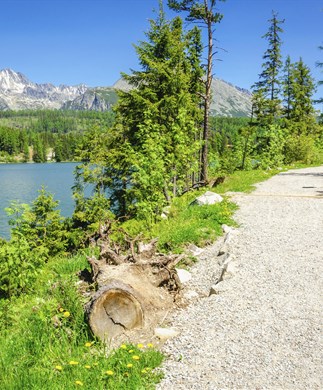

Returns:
0,69,87,110
0,68,252,117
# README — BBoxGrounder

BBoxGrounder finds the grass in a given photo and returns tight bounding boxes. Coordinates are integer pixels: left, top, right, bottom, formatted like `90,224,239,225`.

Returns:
152,196,237,253
214,168,280,194
0,166,296,389
0,252,164,390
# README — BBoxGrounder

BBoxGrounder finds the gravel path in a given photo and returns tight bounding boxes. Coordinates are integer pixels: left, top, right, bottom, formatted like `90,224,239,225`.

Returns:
157,166,323,390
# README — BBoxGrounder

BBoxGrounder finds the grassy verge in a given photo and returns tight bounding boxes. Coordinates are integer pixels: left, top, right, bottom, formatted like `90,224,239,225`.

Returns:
0,253,163,390
1,166,298,389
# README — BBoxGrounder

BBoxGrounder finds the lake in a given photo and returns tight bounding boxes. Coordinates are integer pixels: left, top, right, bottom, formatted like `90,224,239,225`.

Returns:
0,162,79,240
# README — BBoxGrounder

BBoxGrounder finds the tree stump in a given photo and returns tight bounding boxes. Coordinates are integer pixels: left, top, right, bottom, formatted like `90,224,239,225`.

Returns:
84,237,183,342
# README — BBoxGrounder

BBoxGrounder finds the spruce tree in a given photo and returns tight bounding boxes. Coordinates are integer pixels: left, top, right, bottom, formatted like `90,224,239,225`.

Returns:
316,45,323,104
287,58,317,135
168,0,224,183
282,55,293,119
111,7,203,219
252,11,284,122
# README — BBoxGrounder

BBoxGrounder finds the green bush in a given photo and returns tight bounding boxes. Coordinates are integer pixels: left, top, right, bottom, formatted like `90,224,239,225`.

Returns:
284,134,322,164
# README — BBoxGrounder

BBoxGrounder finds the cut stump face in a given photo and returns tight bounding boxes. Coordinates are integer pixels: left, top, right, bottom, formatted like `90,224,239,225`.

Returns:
87,281,144,340
85,240,183,343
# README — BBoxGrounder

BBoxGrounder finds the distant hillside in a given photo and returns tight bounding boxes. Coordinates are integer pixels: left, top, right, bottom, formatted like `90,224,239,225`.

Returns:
0,68,87,110
0,69,252,117
62,88,118,111
112,78,252,117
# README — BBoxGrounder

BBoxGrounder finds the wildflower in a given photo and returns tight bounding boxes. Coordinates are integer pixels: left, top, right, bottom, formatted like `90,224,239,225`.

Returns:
120,344,127,349
84,342,92,347
137,343,144,349
69,360,79,365
84,365,91,369
63,311,70,318
128,349,134,353
59,308,64,313
132,355,140,360
55,365,63,371
147,343,154,348
75,380,83,386
106,370,114,376
126,363,133,368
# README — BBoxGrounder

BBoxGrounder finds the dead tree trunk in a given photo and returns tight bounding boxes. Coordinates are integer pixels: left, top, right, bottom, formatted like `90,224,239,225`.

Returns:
84,237,183,341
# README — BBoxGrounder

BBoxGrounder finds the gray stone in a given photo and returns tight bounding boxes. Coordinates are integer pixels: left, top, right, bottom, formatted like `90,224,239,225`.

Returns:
154,327,180,340
187,244,204,256
184,290,199,300
176,268,192,284
192,191,223,206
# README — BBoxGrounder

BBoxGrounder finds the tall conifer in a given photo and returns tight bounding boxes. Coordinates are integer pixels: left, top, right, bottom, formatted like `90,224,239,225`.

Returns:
168,0,224,183
252,11,284,122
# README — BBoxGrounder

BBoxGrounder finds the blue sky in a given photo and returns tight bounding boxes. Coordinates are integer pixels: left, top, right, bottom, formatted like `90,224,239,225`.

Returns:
1,0,322,102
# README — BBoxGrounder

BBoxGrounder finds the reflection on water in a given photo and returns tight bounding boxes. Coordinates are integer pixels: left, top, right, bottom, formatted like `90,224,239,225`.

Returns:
0,162,79,240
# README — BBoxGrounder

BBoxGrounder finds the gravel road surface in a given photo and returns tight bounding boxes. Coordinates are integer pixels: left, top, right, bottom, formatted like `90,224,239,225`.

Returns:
157,166,323,390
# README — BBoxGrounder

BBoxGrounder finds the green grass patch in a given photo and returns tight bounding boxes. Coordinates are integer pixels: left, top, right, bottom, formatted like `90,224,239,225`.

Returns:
214,169,280,194
0,253,163,390
151,193,237,253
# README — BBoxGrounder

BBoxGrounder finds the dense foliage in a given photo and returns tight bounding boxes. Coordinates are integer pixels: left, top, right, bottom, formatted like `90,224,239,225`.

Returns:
0,110,114,162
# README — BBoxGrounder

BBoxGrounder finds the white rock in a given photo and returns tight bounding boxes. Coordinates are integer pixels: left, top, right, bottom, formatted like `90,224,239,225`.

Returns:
193,191,223,206
187,244,204,256
225,261,237,274
176,268,192,284
184,290,199,300
154,327,180,340
222,224,233,233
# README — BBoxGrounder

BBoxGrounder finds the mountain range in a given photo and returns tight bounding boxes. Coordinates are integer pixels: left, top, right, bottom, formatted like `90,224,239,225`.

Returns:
0,68,252,117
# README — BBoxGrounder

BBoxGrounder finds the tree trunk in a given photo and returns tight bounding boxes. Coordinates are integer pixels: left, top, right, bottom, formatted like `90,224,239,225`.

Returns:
84,237,183,341
200,10,213,183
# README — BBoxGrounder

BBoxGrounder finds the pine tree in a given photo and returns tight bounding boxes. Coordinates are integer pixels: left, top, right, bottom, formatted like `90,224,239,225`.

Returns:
287,58,317,135
111,6,203,219
252,11,284,122
282,55,293,119
316,45,323,104
168,0,224,183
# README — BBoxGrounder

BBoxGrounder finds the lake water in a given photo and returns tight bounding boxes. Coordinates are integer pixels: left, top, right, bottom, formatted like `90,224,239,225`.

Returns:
0,162,79,240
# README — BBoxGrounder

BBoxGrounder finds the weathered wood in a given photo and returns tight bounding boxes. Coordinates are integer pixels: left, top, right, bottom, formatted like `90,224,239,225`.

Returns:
84,237,183,341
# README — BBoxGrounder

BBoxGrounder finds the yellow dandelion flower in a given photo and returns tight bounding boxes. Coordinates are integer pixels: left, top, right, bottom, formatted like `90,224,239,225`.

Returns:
84,365,91,369
128,349,134,353
75,380,83,386
59,308,64,313
55,365,63,371
147,343,154,348
137,343,144,348
120,344,127,349
84,342,92,347
106,370,114,376
126,363,133,368
63,311,70,318
69,360,79,365
132,355,140,360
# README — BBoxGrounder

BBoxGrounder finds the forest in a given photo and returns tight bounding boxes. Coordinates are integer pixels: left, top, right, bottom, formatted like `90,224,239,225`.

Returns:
0,1,322,388
0,110,115,162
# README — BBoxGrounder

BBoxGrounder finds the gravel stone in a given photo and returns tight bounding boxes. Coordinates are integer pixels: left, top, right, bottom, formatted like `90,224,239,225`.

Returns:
157,166,323,390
